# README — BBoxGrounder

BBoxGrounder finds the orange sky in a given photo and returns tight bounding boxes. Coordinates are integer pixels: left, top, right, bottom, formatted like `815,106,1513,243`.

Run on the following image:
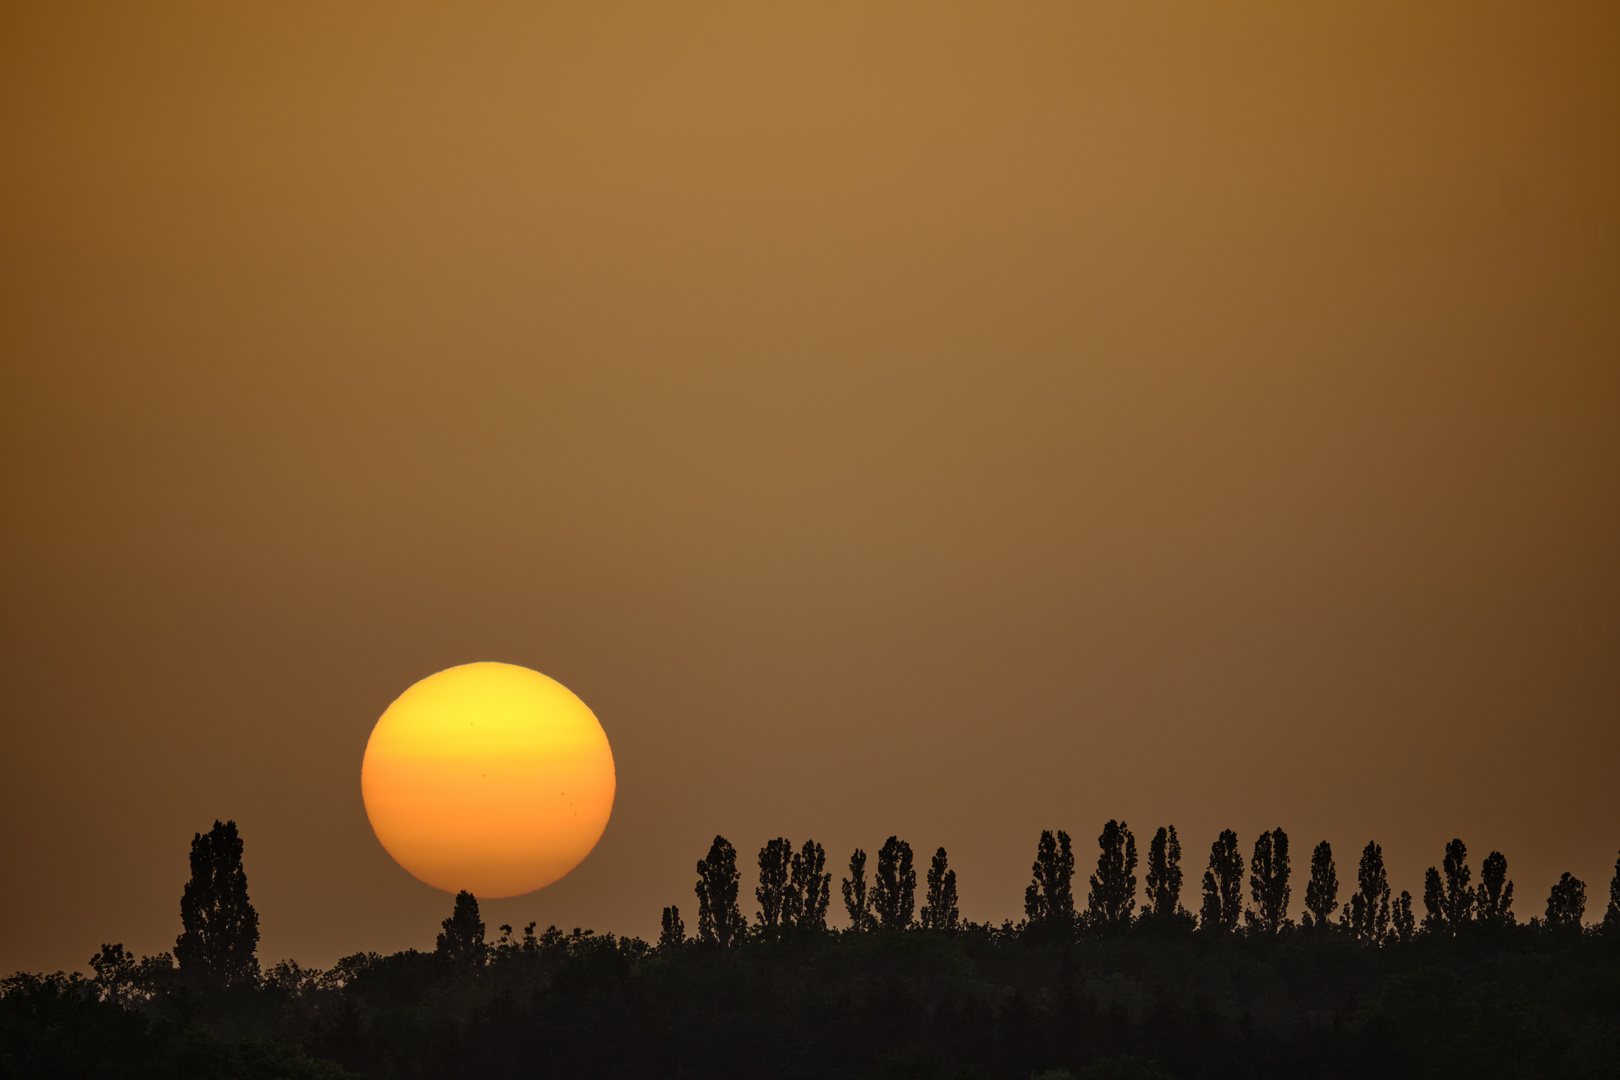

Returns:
2,1,1617,974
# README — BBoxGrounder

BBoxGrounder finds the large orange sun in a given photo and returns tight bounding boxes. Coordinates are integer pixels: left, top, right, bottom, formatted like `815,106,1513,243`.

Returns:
361,662,616,898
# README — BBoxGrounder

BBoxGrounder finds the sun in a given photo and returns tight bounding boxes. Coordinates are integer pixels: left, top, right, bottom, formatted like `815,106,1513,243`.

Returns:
360,662,616,898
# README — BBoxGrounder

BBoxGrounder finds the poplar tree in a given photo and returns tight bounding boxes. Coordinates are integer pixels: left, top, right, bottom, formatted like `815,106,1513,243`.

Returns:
842,848,873,931
1024,830,1076,935
1087,820,1138,929
1422,867,1446,935
1199,830,1244,933
658,906,685,953
1303,841,1339,930
1345,841,1391,945
1544,872,1586,931
871,836,916,930
789,840,831,930
1143,826,1184,920
920,847,960,931
756,838,793,932
1606,851,1620,933
1441,839,1475,930
1245,828,1291,935
1392,890,1416,943
436,891,485,964
174,820,260,985
696,835,746,946
1477,851,1515,929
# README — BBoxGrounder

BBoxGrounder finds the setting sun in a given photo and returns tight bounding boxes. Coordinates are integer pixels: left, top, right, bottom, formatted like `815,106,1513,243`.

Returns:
361,662,616,898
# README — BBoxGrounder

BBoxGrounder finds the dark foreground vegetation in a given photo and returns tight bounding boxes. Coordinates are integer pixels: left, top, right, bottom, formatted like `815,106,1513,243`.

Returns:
5,822,1619,1080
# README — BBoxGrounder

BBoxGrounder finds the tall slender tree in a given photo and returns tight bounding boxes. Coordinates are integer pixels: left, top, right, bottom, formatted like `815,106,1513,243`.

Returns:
842,848,873,931
436,891,485,964
1246,828,1291,935
756,837,793,932
1345,841,1391,945
1303,841,1339,930
1143,826,1184,920
1606,851,1620,933
174,820,260,985
1199,830,1244,933
1421,866,1445,935
1544,872,1586,931
1392,890,1416,943
1024,830,1076,935
658,906,685,953
1087,820,1138,929
1477,851,1515,929
1441,839,1475,930
920,847,960,931
871,836,916,930
789,840,831,930
696,835,746,946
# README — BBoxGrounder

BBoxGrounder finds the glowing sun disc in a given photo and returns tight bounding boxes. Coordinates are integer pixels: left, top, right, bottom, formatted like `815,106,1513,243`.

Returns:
361,662,616,898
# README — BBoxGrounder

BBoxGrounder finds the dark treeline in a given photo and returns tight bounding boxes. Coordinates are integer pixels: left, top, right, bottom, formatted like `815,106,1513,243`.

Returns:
5,820,1620,1079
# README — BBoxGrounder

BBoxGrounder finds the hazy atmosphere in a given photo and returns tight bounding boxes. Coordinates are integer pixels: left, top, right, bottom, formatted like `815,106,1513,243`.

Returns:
2,1,1617,977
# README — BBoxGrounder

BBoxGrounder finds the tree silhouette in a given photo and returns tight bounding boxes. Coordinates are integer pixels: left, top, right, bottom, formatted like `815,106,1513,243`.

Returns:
1087,820,1138,929
1392,890,1416,943
1544,872,1586,930
1421,866,1445,934
695,835,746,946
658,906,685,953
436,891,485,963
1245,828,1291,935
1199,830,1243,933
1302,841,1339,930
1441,839,1475,930
1606,851,1620,933
1345,841,1390,945
174,820,260,985
88,944,139,1007
871,836,916,930
920,847,960,931
842,848,873,931
1477,851,1515,929
1024,830,1076,935
756,838,793,932
790,840,831,930
1143,826,1183,920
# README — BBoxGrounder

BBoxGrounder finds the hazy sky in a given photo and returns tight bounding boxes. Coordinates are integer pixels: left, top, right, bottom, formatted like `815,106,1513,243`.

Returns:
3,1,1617,975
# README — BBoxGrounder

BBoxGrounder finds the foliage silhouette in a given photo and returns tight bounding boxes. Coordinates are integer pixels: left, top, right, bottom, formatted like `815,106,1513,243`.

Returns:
754,837,792,932
1441,838,1475,930
658,906,684,953
1245,828,1290,935
175,820,260,986
1024,830,1076,935
1345,841,1391,945
1607,850,1620,932
695,835,746,946
841,847,873,932
1391,889,1416,943
919,846,960,931
1142,826,1183,921
8,824,1620,1080
435,891,485,964
1478,850,1515,929
871,836,917,930
1198,830,1243,933
1087,820,1137,930
1545,871,1586,930
789,840,831,930
1302,840,1338,930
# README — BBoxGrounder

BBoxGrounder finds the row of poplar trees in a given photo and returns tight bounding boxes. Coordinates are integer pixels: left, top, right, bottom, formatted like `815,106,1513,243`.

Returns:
669,824,1620,947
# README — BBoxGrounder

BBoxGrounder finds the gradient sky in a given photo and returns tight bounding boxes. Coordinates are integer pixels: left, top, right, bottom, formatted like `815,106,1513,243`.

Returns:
2,1,1617,975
